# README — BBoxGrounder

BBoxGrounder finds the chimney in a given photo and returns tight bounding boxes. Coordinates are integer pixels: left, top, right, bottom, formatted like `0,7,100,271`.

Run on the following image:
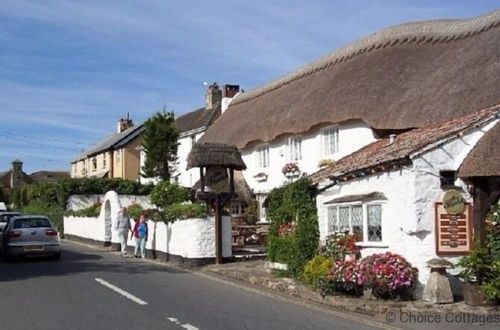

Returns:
117,113,134,133
10,159,23,189
222,84,240,98
221,84,240,113
205,82,222,110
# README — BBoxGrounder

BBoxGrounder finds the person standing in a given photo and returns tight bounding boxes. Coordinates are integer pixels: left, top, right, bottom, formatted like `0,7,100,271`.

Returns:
115,207,131,257
132,214,148,258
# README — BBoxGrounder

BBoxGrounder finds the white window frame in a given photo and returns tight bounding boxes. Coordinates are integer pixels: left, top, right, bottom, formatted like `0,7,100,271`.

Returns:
288,136,302,161
256,144,269,169
326,201,385,245
321,126,339,156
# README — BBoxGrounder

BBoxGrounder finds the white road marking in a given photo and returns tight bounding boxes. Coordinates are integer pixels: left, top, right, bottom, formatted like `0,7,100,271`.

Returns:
95,278,148,305
166,317,200,330
167,317,180,324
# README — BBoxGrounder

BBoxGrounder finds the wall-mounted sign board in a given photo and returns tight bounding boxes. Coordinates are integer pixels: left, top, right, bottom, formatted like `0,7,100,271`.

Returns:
435,202,472,255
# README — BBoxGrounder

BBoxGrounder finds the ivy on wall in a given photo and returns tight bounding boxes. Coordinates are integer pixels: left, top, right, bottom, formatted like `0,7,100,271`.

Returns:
265,177,319,277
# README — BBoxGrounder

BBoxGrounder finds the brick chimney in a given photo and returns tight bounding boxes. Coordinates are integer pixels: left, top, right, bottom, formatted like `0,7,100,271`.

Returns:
221,84,240,113
222,84,240,98
10,159,23,189
117,113,134,133
205,82,222,110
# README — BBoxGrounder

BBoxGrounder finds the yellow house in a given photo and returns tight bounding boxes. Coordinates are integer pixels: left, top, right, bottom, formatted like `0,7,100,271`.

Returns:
71,118,144,181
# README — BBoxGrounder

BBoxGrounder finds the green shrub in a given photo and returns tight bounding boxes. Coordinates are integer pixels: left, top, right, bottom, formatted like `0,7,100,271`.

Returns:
266,177,319,277
65,203,102,218
149,181,189,208
303,255,333,290
127,203,145,220
161,203,207,223
22,202,64,233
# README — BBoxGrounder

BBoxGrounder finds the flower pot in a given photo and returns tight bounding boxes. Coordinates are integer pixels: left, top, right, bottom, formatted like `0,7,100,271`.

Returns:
463,283,496,306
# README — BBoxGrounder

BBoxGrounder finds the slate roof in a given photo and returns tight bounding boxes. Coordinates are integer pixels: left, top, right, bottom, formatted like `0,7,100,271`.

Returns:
200,10,500,149
72,124,144,162
29,171,71,182
176,103,221,135
310,104,500,185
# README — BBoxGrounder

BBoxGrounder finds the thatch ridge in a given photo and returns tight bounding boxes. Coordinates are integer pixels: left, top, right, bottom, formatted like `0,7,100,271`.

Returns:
233,10,500,106
200,10,500,149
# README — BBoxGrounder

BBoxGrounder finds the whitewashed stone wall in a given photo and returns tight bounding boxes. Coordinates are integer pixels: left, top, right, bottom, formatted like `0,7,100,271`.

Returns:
67,194,154,211
64,215,232,259
316,119,498,297
242,121,375,195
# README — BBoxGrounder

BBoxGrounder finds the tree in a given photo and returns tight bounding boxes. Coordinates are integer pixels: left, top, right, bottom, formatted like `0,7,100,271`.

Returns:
141,110,180,181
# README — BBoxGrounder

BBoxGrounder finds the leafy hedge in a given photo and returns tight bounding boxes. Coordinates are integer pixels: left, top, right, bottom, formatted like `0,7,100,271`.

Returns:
265,177,319,277
125,202,207,223
22,202,65,233
65,203,102,218
26,178,154,209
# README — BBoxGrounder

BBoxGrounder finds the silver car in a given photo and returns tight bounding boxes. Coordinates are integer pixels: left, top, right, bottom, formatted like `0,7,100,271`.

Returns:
2,215,61,261
0,212,21,247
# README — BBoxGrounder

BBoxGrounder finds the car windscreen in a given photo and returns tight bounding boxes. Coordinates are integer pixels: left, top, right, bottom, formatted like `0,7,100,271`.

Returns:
0,214,20,222
13,218,51,229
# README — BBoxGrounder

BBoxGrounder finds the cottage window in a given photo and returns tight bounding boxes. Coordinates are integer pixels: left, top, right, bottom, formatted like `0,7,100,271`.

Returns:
256,145,269,168
322,127,339,156
327,203,383,242
288,136,302,161
102,156,106,169
92,158,97,171
116,151,121,164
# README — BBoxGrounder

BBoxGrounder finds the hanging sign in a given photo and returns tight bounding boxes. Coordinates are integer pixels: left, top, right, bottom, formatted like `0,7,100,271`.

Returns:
435,193,472,255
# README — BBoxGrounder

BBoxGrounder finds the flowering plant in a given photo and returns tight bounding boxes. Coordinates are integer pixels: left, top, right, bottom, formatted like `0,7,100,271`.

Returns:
282,162,300,175
357,252,418,293
278,222,297,237
319,232,361,261
328,259,359,290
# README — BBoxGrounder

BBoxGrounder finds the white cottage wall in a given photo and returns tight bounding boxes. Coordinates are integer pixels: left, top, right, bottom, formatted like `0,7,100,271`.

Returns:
316,119,498,297
242,121,375,195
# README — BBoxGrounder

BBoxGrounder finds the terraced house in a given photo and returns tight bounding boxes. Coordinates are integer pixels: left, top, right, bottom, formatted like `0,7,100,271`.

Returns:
71,116,144,180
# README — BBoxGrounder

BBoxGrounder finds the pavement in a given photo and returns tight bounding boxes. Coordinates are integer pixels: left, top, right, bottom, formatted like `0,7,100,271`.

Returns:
199,259,500,317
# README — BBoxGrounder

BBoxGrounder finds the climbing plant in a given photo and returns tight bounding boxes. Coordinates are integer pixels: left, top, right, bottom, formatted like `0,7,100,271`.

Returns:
265,177,319,277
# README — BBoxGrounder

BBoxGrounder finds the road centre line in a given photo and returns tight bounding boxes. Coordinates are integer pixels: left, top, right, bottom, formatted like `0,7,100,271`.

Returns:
166,317,200,330
95,278,148,305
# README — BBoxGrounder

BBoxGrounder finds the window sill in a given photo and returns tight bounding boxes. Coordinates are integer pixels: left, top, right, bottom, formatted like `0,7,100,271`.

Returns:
356,242,389,248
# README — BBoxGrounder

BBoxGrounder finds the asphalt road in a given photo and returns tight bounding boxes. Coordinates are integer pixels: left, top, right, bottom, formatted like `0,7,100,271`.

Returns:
0,241,389,330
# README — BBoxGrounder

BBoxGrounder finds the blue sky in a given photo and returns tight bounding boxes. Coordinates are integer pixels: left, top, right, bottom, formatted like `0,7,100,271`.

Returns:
0,0,498,174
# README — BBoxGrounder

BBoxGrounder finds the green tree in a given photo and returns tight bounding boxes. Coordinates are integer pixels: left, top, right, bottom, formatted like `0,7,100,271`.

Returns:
141,110,180,181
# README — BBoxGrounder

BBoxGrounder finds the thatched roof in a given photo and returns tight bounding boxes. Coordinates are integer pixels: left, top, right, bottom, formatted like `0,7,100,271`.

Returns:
459,120,500,177
187,143,246,170
310,104,500,185
200,10,500,149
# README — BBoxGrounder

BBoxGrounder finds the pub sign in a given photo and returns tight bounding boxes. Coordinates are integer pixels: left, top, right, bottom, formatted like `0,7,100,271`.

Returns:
435,190,472,255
